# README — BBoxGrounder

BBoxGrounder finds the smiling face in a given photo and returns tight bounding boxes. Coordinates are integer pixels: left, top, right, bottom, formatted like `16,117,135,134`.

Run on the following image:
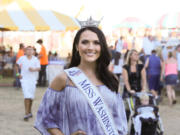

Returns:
77,30,101,64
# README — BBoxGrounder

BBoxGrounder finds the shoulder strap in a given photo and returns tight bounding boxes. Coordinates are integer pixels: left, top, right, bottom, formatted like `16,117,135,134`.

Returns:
65,67,119,135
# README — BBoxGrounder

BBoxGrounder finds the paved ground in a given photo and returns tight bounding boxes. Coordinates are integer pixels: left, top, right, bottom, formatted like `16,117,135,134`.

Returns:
0,87,180,135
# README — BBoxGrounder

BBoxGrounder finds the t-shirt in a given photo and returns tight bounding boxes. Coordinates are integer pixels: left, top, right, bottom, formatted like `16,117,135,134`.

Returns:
17,56,40,82
16,49,24,61
142,37,155,55
137,106,154,114
116,39,123,53
39,45,48,65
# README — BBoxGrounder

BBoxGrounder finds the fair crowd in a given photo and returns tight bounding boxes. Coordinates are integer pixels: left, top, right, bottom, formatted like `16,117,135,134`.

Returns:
110,33,180,106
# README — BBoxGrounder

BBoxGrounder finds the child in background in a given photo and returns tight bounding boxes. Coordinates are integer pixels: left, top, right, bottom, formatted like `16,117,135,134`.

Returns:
134,93,156,135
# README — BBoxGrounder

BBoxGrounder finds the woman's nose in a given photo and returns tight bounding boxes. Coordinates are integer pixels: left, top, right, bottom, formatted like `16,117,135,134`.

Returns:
87,42,94,49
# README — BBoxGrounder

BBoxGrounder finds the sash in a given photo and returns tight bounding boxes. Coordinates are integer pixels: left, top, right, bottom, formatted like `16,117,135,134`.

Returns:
65,67,119,135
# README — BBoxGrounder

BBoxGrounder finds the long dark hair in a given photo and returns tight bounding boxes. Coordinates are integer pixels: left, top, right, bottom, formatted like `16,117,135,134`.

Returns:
114,52,121,65
69,26,119,92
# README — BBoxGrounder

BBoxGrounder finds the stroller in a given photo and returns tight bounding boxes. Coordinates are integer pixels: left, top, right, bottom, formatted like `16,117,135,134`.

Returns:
125,92,164,135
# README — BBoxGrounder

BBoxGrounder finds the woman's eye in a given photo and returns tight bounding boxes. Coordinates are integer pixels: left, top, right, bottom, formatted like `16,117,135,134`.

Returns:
81,40,89,44
94,41,100,45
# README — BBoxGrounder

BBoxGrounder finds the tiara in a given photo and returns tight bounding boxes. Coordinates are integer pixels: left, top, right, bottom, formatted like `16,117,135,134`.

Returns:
77,16,103,28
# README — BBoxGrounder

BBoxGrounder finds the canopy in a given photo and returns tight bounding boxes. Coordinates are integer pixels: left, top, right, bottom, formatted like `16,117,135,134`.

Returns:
0,25,9,30
0,0,80,31
113,17,150,29
157,12,180,29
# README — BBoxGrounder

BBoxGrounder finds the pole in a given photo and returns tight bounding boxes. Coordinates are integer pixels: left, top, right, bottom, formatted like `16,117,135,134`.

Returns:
0,31,3,45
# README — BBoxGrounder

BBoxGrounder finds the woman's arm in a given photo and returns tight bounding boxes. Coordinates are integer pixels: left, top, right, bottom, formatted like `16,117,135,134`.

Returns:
29,67,40,72
47,129,86,135
46,72,67,135
47,128,64,135
122,68,135,94
47,73,87,135
144,57,149,69
50,72,67,90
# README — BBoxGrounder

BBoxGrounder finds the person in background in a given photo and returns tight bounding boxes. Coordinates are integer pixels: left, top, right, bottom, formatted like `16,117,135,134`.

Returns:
145,50,163,100
9,46,15,58
0,46,5,78
35,26,128,135
134,93,156,135
48,51,53,61
163,51,178,106
37,39,48,87
122,36,128,53
3,51,13,70
116,36,124,53
122,49,146,121
141,35,155,61
53,52,59,61
162,43,176,61
109,51,123,81
10,46,17,68
108,45,116,60
15,43,24,88
139,49,146,65
15,46,40,121
33,47,38,57
123,49,146,96
16,43,24,61
64,52,72,69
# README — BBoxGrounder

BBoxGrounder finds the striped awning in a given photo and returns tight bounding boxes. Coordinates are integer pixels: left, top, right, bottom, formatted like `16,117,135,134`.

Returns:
157,12,180,29
0,0,80,31
113,17,150,29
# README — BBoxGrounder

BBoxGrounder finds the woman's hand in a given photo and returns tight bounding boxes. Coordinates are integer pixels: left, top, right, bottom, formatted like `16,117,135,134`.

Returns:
71,130,86,135
141,89,146,92
129,90,136,94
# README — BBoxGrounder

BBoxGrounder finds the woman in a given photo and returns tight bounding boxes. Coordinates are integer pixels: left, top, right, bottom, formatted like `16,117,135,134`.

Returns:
122,49,146,121
163,51,178,106
122,49,146,97
35,26,128,135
